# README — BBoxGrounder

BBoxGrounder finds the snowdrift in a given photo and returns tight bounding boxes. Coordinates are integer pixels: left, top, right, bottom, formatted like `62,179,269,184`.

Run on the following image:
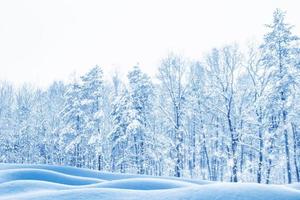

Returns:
0,164,299,200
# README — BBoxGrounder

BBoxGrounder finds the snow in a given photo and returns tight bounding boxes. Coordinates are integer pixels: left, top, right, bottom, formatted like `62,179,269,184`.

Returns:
0,164,299,200
0,168,103,185
94,178,197,190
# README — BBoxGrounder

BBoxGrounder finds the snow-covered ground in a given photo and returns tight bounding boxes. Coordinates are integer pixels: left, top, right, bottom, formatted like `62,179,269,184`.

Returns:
0,164,299,200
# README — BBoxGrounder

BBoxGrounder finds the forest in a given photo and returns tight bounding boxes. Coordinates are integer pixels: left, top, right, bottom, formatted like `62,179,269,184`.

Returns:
0,9,299,185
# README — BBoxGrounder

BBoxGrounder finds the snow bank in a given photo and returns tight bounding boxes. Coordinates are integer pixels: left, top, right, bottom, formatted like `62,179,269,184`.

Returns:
0,163,210,184
0,180,72,196
0,168,103,185
0,164,299,200
94,178,197,190
0,164,129,180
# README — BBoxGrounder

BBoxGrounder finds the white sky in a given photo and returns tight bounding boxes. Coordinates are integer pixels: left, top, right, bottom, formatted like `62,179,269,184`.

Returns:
0,0,299,87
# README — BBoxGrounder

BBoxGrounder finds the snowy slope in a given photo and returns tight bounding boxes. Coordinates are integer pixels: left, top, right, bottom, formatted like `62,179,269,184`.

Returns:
0,164,299,200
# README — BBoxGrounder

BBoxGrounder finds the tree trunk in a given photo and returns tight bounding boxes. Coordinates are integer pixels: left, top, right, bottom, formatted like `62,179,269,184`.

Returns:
227,100,238,182
283,110,292,184
174,106,183,177
98,154,102,171
257,117,263,183
202,135,211,180
292,123,300,182
266,135,275,184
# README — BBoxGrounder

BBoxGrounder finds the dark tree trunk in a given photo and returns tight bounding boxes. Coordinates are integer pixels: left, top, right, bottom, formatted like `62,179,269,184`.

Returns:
98,154,102,171
227,98,238,182
283,110,292,184
257,123,263,183
292,123,300,182
202,135,211,180
174,105,183,177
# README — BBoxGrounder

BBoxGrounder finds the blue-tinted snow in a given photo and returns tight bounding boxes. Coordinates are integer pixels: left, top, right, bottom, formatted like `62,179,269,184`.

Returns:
0,164,299,200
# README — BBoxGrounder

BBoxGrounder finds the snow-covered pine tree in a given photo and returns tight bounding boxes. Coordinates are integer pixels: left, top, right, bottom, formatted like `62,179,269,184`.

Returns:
59,79,84,167
109,66,170,175
127,66,154,174
109,89,131,173
80,66,105,170
261,9,299,184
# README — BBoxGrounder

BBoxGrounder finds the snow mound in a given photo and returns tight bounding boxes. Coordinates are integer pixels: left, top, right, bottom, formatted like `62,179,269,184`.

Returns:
0,168,103,185
0,163,209,184
0,180,72,196
94,178,197,190
0,163,131,180
0,164,299,200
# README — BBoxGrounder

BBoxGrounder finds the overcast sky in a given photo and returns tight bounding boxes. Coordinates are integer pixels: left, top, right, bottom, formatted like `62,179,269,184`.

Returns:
0,0,299,87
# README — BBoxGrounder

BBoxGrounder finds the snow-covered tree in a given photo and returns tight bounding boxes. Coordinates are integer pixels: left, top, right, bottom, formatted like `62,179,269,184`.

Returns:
0,82,14,163
158,54,189,177
80,66,105,169
109,89,131,173
261,9,299,184
59,79,83,167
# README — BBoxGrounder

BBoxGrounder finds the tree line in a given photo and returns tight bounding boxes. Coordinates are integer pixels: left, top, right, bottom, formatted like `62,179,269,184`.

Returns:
0,9,299,184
